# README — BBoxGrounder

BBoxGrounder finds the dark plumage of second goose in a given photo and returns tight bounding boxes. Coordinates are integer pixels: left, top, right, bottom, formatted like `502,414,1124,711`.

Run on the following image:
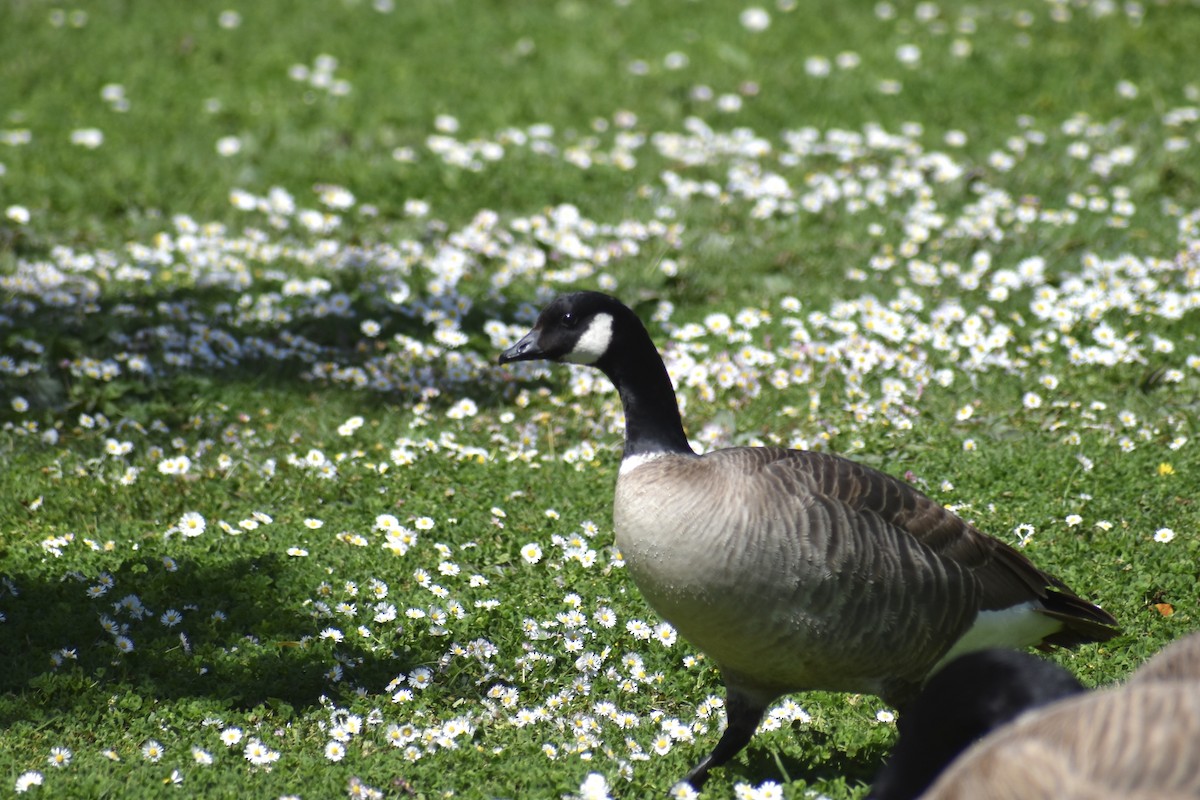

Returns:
867,650,1086,800
498,291,1120,788
918,631,1200,799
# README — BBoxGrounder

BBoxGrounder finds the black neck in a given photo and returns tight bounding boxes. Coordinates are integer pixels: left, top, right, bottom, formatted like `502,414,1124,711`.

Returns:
598,323,694,459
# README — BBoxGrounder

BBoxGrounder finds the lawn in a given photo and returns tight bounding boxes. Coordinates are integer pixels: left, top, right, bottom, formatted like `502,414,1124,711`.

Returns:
2,1,1199,798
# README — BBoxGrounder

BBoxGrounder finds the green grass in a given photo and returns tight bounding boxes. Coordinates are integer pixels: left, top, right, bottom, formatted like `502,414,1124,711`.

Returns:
3,1,1200,798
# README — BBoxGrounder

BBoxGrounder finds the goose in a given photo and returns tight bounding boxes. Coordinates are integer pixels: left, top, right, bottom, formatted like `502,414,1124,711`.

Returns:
871,631,1200,800
919,631,1200,799
497,291,1120,788
866,649,1086,800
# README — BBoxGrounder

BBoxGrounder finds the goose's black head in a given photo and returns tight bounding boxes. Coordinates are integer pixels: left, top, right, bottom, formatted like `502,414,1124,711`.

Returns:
499,292,692,456
868,649,1086,800
498,291,632,368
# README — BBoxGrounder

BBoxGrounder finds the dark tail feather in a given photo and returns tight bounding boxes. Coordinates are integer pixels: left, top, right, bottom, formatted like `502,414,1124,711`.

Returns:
1037,589,1120,647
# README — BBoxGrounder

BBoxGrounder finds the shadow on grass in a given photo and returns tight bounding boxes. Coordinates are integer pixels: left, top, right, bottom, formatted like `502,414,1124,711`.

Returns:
734,723,888,796
0,553,418,727
0,267,541,430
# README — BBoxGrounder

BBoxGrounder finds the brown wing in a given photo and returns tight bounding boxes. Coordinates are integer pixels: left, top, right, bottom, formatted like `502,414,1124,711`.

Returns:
756,447,1118,642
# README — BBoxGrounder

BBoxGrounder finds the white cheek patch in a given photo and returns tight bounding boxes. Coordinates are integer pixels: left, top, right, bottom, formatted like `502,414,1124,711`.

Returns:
561,312,614,364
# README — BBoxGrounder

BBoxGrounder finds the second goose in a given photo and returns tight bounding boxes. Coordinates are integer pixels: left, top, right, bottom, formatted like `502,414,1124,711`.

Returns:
498,291,1119,788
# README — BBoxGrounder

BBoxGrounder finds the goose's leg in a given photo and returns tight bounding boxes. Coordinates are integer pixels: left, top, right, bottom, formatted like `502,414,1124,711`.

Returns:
682,686,768,789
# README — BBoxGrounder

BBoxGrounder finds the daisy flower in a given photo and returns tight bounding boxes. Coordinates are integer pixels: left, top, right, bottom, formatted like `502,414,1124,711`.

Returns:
15,771,43,793
579,773,612,800
739,7,770,32
47,746,72,768
626,619,652,640
142,740,165,761
1154,528,1176,543
243,738,278,765
669,784,700,800
5,205,31,225
175,513,205,537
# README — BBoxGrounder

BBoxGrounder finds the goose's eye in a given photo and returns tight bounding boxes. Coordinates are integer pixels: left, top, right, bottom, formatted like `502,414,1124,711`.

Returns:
561,312,577,328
